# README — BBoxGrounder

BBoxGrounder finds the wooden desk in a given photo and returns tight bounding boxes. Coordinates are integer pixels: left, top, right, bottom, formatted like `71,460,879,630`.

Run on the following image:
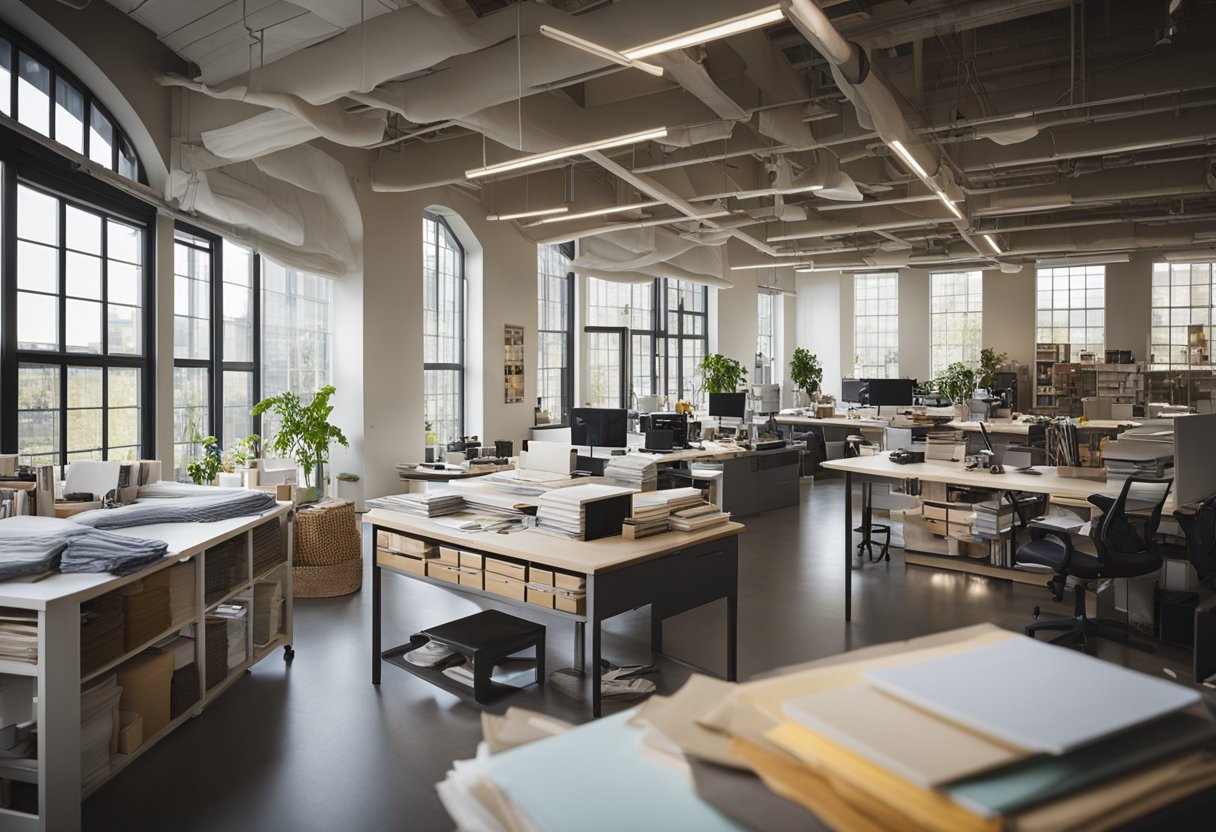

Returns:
822,454,1146,621
366,509,744,716
397,462,514,482
946,419,1138,436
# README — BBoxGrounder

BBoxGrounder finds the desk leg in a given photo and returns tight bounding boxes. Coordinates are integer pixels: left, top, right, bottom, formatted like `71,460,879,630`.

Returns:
372,548,382,685
586,578,602,717
573,622,585,673
845,471,853,622
650,606,663,655
726,591,738,681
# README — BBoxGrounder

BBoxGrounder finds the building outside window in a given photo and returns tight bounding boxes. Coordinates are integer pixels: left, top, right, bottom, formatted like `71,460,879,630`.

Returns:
422,212,465,444
1149,261,1214,369
853,273,898,378
930,271,983,376
1035,265,1105,359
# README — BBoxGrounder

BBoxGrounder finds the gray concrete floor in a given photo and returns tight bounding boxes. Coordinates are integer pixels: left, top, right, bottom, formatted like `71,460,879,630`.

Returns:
82,480,1194,831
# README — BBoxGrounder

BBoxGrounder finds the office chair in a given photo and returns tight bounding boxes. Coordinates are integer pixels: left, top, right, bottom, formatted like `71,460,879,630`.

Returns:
1015,476,1172,653
1174,495,1216,583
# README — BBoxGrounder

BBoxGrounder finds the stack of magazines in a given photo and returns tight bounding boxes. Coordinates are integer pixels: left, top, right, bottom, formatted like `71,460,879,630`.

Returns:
366,491,465,517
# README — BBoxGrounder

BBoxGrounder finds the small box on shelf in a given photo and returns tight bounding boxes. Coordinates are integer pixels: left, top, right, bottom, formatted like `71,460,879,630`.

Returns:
377,549,426,576
485,572,526,601
485,557,527,581
427,562,461,585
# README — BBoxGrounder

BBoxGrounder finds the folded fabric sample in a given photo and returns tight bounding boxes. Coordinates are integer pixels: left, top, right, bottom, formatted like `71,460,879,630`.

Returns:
71,488,278,530
0,535,67,580
0,516,168,577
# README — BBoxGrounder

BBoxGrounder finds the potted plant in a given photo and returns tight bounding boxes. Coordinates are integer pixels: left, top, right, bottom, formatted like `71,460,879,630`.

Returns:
252,385,349,503
186,436,222,486
424,419,438,446
789,347,824,405
698,353,748,394
928,362,978,420
219,434,259,488
977,348,1009,393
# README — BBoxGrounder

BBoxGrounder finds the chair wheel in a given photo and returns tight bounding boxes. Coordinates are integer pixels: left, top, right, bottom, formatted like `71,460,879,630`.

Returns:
1032,606,1040,620
284,645,295,663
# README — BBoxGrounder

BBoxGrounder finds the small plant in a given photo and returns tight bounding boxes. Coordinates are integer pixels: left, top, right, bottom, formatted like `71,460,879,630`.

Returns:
187,436,222,485
928,362,978,405
221,434,260,473
252,385,349,487
424,419,438,446
698,354,748,394
978,348,1009,392
789,348,824,400
336,472,360,482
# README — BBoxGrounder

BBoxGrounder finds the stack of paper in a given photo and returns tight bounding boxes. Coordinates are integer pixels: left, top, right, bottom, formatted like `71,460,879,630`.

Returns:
652,487,706,515
168,562,195,627
535,483,634,540
436,625,1216,832
604,455,658,491
366,491,465,517
669,502,731,532
624,492,672,538
0,611,38,664
253,580,283,647
81,674,121,791
970,501,1013,538
1103,438,1173,481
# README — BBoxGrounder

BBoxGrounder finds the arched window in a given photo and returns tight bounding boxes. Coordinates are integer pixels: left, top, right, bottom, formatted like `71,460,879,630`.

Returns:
422,212,465,444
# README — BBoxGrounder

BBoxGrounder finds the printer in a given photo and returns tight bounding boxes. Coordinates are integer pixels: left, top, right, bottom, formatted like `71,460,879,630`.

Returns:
646,412,691,448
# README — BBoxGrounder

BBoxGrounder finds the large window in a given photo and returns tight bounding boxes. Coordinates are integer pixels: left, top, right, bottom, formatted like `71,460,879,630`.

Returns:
1151,261,1215,369
537,243,573,425
661,279,707,402
1035,266,1105,359
172,229,213,478
930,271,983,376
0,30,141,182
7,180,150,465
853,273,898,378
423,213,465,444
756,291,778,385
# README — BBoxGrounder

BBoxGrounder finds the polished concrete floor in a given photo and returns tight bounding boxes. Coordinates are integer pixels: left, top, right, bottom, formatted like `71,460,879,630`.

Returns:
83,479,1194,831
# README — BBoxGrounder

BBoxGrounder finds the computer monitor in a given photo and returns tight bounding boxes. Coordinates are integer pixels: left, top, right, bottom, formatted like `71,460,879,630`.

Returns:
569,408,628,449
709,392,747,419
864,378,916,408
841,378,867,404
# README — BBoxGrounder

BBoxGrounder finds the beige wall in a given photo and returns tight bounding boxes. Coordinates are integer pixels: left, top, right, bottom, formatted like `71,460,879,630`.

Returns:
982,267,1036,368
1105,253,1154,358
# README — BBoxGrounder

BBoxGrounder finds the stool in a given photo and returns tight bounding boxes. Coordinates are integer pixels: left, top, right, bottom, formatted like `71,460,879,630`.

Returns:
293,498,362,597
417,610,544,705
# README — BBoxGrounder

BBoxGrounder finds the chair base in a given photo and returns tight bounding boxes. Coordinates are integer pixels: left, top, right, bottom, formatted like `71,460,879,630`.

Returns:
1024,582,1155,655
855,524,891,563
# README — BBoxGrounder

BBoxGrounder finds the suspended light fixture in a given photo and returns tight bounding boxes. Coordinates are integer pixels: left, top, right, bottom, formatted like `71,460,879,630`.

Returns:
621,5,786,60
533,200,665,224
487,206,569,221
539,26,664,76
465,128,668,179
982,234,1003,255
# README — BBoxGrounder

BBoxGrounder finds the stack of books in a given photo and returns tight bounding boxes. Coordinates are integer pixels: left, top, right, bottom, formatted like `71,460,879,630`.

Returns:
657,487,707,515
622,493,671,539
366,491,465,517
970,500,1014,538
603,455,657,491
535,484,634,541
669,502,731,532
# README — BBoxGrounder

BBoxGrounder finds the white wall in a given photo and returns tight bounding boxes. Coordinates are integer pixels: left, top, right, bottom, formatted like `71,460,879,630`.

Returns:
794,271,844,398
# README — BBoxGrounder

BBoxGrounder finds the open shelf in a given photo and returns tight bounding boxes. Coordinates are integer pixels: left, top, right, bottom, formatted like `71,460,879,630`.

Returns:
0,757,38,785
251,633,289,665
0,805,38,832
381,643,536,709
904,550,1049,586
80,621,187,685
205,583,250,614
82,707,197,799
379,566,587,623
251,560,288,585
0,659,37,677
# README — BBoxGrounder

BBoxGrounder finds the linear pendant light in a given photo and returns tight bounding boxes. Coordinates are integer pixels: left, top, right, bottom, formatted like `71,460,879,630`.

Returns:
539,26,664,76
465,128,668,179
982,234,1003,254
887,138,965,220
533,200,665,224
487,206,569,221
621,5,786,60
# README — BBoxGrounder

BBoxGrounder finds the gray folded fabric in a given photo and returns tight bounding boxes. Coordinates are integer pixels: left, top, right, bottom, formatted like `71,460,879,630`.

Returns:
58,527,169,575
0,519,168,578
0,536,67,580
70,488,278,530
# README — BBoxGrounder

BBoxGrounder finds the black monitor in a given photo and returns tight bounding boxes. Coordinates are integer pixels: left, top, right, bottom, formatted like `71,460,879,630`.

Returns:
570,408,628,448
841,378,867,404
708,392,747,419
864,378,916,408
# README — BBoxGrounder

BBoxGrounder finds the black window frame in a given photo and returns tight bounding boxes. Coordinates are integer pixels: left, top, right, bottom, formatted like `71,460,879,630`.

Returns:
537,241,574,425
422,211,466,440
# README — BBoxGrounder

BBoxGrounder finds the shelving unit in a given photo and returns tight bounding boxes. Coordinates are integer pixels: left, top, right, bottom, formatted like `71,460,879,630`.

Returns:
1033,342,1069,413
0,505,293,832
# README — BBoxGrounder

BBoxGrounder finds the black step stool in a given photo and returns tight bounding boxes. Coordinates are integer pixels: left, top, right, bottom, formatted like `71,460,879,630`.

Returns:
418,610,545,705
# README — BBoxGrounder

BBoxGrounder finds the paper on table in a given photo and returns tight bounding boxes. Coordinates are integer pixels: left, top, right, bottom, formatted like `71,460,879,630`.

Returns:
782,683,1027,788
518,442,577,476
862,637,1201,754
64,460,121,500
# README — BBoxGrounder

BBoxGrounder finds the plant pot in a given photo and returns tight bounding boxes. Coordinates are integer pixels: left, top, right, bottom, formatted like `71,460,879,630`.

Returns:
335,478,364,512
297,486,318,504
953,403,968,421
216,472,243,488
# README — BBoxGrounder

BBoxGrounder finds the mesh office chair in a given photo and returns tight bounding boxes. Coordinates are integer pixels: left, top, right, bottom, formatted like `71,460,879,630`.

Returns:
1016,476,1172,652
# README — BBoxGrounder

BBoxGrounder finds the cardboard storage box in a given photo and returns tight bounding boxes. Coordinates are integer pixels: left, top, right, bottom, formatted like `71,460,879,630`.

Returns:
485,557,527,581
427,562,461,584
117,711,143,755
459,551,483,569
377,549,426,576
484,572,526,601
554,572,586,592
527,567,555,608
458,566,483,590
554,587,586,615
375,531,434,557
116,649,174,739
436,546,461,566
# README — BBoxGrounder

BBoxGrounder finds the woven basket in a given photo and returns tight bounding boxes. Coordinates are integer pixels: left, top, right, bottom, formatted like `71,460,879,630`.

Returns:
293,558,362,598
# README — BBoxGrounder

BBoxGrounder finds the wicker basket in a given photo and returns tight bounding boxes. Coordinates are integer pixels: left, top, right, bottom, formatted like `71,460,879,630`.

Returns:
293,499,362,597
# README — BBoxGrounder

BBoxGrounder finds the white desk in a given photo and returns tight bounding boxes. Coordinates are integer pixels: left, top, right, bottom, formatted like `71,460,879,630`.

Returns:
946,419,1139,437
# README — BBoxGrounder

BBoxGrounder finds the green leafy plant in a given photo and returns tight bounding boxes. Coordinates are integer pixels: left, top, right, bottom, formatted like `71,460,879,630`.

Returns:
187,436,222,485
221,434,260,473
252,385,349,487
978,348,1009,392
928,362,978,405
789,348,824,400
424,419,437,445
698,354,748,394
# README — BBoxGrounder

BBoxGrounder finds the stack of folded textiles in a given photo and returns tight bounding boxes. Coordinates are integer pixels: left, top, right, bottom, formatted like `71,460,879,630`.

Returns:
252,519,286,576
80,674,122,793
0,610,38,665
119,570,171,650
80,595,125,675
159,635,200,719
437,624,1216,832
168,562,195,626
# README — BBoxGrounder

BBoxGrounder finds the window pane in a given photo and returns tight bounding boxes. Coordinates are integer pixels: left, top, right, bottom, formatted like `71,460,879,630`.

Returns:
17,51,50,137
66,251,102,299
118,136,138,180
17,184,58,245
173,366,210,481
17,292,58,350
853,273,899,379
223,370,254,444
537,244,571,423
930,271,983,377
66,366,104,459
174,234,211,360
89,106,113,168
108,304,142,355
65,298,102,353
17,241,58,292
66,205,102,254
422,214,464,437
0,38,10,116
54,76,85,153
223,243,254,362
1035,266,1106,360
108,219,141,264
18,364,60,465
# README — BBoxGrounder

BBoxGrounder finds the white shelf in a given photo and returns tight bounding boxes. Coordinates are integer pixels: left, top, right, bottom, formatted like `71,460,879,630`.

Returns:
0,659,37,677
80,621,186,685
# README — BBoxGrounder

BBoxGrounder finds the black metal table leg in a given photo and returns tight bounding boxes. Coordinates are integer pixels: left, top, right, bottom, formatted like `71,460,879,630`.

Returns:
372,549,382,685
845,471,853,621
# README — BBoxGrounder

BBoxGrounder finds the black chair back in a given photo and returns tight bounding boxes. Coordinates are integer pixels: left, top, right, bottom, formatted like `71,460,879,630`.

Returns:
1088,477,1172,560
1175,496,1216,580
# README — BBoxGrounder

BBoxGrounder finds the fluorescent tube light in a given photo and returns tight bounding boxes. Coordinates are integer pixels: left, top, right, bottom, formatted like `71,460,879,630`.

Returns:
534,200,664,224
487,206,569,222
465,128,668,179
1036,254,1130,268
540,26,664,76
621,6,785,60
936,190,964,220
731,260,818,271
887,139,930,179
982,234,1002,254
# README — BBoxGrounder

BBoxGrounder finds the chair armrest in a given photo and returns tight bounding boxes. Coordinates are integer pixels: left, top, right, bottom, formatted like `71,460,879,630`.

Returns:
1027,527,1078,572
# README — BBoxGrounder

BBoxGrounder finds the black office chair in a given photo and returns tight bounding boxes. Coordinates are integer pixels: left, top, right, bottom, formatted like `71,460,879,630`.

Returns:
1015,476,1172,652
